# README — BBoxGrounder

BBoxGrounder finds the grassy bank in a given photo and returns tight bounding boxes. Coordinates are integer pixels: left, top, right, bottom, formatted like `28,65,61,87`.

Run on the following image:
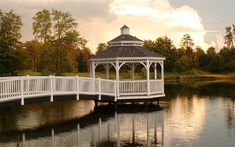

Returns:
18,69,235,81
165,69,235,81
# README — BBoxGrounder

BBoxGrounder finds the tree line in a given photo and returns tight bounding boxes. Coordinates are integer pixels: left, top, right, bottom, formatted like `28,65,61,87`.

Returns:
144,34,235,73
0,9,234,76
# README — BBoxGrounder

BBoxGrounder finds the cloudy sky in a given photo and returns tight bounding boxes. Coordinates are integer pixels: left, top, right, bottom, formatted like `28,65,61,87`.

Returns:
0,0,234,53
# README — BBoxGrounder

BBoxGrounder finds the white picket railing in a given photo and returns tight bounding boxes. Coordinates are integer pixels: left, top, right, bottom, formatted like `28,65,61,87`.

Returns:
150,80,164,94
119,80,148,96
0,76,164,104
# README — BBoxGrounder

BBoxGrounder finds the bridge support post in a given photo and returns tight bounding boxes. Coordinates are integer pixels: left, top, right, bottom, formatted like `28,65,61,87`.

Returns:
20,76,24,105
98,78,101,101
76,76,79,100
147,60,150,96
50,75,54,102
22,133,25,146
114,80,117,102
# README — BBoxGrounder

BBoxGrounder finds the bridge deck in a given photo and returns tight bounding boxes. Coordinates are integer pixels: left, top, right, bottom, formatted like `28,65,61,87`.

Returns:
0,76,164,105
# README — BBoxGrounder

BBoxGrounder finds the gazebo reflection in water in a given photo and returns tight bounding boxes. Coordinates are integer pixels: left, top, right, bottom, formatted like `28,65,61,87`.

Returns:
0,104,165,147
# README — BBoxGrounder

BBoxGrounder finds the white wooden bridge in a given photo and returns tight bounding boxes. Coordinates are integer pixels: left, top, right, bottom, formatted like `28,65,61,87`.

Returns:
0,76,164,105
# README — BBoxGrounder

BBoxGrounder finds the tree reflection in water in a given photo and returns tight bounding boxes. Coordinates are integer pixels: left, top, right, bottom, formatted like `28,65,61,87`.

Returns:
0,103,164,147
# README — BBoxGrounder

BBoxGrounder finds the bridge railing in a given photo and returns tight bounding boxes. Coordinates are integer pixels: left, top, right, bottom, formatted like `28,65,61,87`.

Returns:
0,76,164,104
0,76,117,104
0,77,21,99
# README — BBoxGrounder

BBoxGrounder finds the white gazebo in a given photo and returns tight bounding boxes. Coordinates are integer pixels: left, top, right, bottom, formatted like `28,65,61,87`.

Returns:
90,25,165,100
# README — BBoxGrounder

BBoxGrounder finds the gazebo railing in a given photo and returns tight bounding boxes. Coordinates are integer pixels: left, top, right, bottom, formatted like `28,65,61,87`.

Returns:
119,80,148,96
150,80,164,94
118,79,164,96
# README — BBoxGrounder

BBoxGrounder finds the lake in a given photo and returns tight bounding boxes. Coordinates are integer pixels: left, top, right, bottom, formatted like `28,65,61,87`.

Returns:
0,80,235,147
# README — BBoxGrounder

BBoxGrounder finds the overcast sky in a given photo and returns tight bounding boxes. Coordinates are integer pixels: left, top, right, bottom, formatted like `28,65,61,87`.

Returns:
0,0,234,53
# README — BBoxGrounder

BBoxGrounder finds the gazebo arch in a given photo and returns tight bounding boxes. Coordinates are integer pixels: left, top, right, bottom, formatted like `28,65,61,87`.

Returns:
90,25,165,100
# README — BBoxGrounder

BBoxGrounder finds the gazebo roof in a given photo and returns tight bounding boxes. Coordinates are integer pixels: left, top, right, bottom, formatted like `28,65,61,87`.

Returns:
91,25,164,60
108,34,143,42
93,46,163,59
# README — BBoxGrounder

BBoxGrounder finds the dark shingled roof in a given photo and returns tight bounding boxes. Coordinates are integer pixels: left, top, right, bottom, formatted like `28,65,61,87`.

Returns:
108,34,143,43
92,46,163,59
121,25,129,29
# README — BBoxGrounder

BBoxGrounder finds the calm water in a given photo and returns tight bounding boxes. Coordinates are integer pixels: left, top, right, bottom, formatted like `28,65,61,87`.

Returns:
0,80,235,147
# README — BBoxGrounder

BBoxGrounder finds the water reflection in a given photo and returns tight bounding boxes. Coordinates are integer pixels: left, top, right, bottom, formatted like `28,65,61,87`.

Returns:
0,103,164,147
164,80,235,147
165,95,205,146
1,80,235,147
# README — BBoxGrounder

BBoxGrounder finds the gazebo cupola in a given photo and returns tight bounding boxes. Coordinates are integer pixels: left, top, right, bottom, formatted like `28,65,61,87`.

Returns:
108,25,144,47
121,25,129,34
90,25,165,100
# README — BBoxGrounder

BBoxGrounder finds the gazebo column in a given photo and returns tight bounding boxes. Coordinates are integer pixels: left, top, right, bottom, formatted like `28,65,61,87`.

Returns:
154,63,157,80
105,64,110,79
131,64,135,80
161,61,164,80
92,62,96,78
90,61,96,78
115,60,120,99
146,60,150,96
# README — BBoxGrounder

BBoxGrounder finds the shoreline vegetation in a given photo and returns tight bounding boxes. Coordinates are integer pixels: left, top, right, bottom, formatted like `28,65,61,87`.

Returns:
18,69,235,82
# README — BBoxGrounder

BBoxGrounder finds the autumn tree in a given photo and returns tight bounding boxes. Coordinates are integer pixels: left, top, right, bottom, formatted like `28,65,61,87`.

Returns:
83,47,92,72
32,9,87,75
23,40,41,71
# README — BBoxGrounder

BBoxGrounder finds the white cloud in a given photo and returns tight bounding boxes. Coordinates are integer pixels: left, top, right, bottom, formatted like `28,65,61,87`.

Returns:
0,0,213,53
82,0,211,52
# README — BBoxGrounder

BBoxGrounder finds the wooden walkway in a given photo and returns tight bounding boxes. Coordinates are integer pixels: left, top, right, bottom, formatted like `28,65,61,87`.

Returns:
0,76,164,105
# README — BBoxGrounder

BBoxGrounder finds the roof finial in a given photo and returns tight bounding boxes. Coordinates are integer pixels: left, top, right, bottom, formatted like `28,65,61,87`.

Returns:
121,25,129,35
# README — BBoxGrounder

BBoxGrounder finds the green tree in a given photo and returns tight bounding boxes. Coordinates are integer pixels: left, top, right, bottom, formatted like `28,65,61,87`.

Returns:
219,47,235,71
96,43,107,54
180,34,194,49
144,36,177,72
194,46,207,69
175,55,191,72
0,10,23,75
178,34,195,71
77,49,85,72
205,47,222,72
33,9,52,43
